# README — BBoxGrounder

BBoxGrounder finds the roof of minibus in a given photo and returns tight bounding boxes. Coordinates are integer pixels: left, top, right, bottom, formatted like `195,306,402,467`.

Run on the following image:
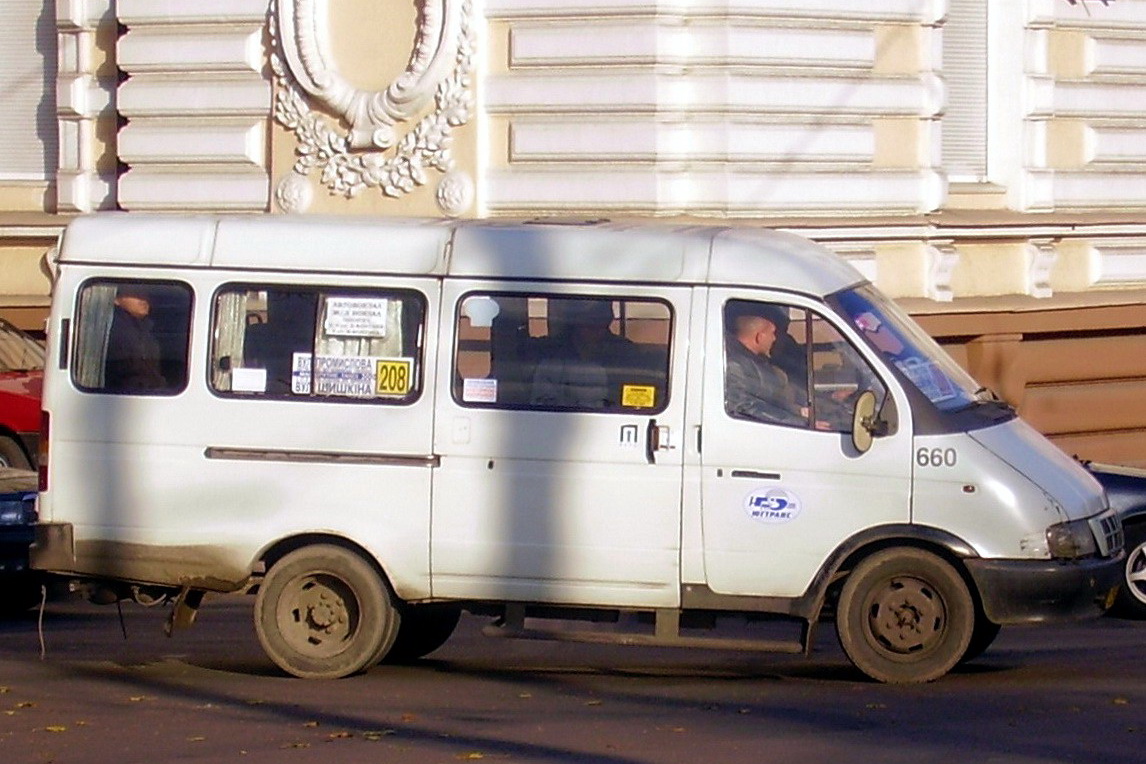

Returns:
55,214,864,297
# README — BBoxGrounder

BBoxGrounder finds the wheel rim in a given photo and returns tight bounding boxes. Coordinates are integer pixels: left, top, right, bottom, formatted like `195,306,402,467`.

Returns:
1127,540,1146,606
865,576,947,655
276,573,360,659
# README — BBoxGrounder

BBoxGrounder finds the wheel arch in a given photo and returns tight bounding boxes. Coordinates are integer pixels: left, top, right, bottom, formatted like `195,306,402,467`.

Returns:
253,533,402,601
811,524,985,621
1121,507,1146,529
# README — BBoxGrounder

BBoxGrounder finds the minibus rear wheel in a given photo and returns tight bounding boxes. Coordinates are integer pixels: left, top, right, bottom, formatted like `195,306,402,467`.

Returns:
254,544,401,679
835,548,974,683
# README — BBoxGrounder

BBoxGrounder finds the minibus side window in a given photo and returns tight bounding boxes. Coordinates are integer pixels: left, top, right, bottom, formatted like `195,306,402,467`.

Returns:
453,293,672,414
724,300,887,432
72,280,193,396
210,285,425,404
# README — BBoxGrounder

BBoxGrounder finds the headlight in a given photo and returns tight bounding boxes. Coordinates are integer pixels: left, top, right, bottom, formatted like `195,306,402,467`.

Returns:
1046,519,1099,559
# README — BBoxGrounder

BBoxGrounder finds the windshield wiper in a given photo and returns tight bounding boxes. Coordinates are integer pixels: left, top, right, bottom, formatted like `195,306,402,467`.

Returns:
971,388,1016,419
973,386,1000,402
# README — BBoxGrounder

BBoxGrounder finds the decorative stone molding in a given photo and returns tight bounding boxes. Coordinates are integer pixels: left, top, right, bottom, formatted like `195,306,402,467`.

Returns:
509,22,875,69
486,72,944,117
1090,239,1146,289
116,1,271,212
270,0,477,215
56,0,116,212
926,242,959,302
1026,238,1059,298
275,173,314,214
484,167,943,215
509,120,875,164
487,0,947,24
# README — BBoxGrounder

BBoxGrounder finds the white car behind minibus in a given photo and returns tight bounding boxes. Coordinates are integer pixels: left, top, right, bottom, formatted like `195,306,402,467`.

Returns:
32,214,1124,683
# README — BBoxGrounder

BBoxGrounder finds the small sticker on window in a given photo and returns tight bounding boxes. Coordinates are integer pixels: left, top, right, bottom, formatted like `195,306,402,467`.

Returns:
463,378,498,403
621,384,656,409
232,367,267,393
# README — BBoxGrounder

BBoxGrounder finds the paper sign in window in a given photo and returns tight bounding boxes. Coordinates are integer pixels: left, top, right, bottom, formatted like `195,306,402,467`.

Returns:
232,367,267,393
324,297,389,338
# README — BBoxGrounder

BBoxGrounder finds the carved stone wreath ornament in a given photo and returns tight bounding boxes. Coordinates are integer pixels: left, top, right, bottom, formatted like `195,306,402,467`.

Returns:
269,0,476,215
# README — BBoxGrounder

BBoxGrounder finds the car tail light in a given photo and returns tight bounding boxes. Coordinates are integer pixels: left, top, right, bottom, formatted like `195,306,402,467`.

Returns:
38,410,48,492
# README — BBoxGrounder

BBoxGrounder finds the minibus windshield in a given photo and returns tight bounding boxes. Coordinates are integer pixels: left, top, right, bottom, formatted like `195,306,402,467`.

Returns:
832,285,984,413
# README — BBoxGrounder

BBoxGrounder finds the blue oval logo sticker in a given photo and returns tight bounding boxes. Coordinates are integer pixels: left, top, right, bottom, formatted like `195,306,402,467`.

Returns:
744,488,801,524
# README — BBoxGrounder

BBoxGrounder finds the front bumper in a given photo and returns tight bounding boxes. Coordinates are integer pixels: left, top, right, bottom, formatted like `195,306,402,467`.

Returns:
966,554,1123,624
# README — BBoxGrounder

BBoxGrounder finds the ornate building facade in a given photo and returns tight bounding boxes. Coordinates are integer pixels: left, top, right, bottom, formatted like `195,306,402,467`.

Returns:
2,0,1145,464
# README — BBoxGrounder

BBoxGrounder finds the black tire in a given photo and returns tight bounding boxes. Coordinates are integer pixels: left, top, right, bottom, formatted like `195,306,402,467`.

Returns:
836,548,975,683
254,544,401,679
958,617,1002,665
381,604,461,664
0,436,30,470
1112,522,1146,619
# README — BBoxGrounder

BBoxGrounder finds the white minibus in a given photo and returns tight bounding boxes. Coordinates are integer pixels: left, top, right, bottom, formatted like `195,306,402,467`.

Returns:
32,214,1124,683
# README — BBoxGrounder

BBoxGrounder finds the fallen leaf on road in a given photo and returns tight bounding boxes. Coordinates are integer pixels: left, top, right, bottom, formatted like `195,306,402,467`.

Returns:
457,753,484,760
43,726,67,733
401,713,417,722
282,742,310,749
187,736,205,742
16,702,35,708
303,721,319,728
362,729,395,741
1113,697,1130,706
327,731,352,740
585,700,602,706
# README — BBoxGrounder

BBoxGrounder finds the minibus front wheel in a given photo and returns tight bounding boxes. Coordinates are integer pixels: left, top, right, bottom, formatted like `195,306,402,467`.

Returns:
254,544,402,679
835,547,974,683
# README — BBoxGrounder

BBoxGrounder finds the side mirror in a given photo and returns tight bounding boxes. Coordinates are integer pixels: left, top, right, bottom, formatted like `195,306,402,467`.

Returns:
851,390,879,454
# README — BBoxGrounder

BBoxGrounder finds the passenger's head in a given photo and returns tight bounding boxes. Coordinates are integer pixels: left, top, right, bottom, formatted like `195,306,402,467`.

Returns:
728,303,789,357
115,285,152,319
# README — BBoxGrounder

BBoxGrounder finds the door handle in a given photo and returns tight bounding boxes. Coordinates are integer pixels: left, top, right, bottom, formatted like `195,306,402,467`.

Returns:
730,470,781,480
645,418,658,464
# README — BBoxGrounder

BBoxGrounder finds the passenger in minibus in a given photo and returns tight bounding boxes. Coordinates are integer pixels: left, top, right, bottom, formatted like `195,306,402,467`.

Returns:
531,299,632,409
105,284,166,392
724,303,811,427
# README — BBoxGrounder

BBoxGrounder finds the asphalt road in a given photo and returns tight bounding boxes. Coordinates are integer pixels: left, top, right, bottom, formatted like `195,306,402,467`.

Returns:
0,595,1141,764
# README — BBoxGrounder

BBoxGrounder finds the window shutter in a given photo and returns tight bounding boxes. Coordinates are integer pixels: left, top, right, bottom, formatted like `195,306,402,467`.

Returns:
942,0,988,181
0,1,57,179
